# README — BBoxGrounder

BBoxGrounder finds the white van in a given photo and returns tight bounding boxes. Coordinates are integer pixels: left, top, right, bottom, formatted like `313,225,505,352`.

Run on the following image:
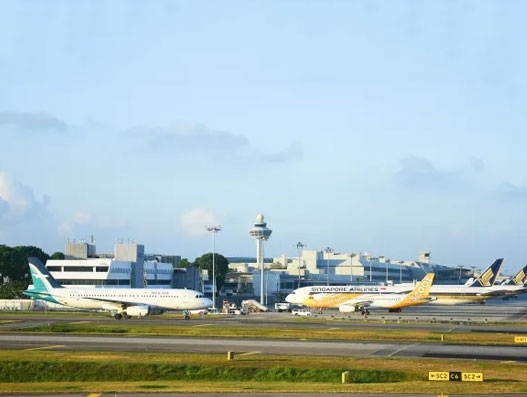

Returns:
291,308,312,316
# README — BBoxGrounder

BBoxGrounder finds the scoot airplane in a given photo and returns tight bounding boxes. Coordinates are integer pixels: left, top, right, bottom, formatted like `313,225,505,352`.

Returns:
23,257,213,319
285,258,505,309
339,273,435,315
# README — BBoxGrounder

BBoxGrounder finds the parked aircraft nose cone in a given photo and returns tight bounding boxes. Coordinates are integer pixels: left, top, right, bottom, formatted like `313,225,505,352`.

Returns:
204,297,213,308
285,293,297,304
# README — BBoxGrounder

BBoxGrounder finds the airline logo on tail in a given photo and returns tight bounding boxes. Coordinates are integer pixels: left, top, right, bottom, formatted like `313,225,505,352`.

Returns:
23,257,64,305
512,268,526,286
470,259,503,287
391,273,435,310
409,273,435,302
479,268,495,287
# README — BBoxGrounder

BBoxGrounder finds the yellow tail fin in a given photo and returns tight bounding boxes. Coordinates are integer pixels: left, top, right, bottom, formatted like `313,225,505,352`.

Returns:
398,273,435,307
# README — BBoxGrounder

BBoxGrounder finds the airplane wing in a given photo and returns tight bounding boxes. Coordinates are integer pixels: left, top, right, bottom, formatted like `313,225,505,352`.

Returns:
343,299,374,309
86,296,157,306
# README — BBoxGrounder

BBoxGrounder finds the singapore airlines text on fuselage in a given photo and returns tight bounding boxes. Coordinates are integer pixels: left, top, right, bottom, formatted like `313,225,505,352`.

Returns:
309,286,388,293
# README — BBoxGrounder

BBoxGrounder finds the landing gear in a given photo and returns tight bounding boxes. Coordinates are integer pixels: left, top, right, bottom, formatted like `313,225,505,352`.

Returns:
184,310,190,320
361,309,370,316
114,313,122,320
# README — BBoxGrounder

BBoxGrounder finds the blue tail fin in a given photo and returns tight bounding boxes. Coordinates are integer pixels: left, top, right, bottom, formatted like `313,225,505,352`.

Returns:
505,265,527,286
23,257,64,304
469,258,503,287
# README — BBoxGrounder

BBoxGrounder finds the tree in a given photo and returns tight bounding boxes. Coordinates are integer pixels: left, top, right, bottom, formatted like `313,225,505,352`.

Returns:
0,280,27,299
0,245,49,282
50,252,65,260
178,258,193,268
195,253,229,291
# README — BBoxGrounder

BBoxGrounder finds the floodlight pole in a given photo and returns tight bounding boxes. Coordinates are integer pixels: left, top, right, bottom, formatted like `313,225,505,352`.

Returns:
205,225,222,311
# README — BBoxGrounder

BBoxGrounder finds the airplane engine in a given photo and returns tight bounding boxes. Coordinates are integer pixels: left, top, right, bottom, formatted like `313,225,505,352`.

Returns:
339,305,356,313
125,305,150,317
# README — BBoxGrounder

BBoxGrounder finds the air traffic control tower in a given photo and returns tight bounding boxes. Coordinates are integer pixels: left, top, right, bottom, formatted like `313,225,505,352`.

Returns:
249,214,272,305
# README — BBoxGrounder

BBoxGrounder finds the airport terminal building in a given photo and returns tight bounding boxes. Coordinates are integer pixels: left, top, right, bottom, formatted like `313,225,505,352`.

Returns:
45,241,201,292
42,241,477,307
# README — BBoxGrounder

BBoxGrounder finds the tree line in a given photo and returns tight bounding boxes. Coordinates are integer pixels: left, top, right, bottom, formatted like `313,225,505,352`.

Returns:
0,244,230,299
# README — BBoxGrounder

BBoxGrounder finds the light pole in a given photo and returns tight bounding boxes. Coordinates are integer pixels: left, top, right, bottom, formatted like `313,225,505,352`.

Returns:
205,225,222,311
457,265,463,284
296,242,306,288
325,247,333,286
369,256,372,282
349,253,356,282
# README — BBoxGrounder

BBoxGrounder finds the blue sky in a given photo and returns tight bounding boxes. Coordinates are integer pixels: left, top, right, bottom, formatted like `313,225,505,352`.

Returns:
1,1,526,274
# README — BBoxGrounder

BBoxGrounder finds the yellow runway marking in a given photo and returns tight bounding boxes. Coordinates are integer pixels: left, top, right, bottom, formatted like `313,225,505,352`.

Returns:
237,351,262,357
86,394,102,397
25,345,65,351
388,343,417,357
501,360,516,364
327,327,340,331
193,323,213,327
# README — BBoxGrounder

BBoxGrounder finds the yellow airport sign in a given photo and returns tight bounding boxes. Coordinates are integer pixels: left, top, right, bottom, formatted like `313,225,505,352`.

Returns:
514,336,527,343
429,371,483,382
429,372,450,381
462,372,483,382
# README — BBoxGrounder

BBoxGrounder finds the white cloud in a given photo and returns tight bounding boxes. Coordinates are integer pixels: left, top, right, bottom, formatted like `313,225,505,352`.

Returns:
180,209,221,237
0,172,58,250
0,172,50,221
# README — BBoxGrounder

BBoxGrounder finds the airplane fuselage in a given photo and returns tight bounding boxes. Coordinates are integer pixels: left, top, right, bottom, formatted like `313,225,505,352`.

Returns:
25,287,212,311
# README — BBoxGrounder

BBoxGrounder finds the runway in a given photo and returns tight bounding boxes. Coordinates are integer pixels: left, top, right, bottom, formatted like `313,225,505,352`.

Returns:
0,332,526,362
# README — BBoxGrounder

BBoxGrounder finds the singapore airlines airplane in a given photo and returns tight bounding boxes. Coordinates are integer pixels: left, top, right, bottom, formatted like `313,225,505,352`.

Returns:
339,273,435,315
23,257,213,319
285,258,505,309
490,264,527,298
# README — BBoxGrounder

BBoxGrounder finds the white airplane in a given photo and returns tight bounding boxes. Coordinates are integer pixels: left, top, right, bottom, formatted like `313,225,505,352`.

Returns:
339,273,435,315
490,264,527,298
285,258,505,309
23,257,213,320
415,258,505,305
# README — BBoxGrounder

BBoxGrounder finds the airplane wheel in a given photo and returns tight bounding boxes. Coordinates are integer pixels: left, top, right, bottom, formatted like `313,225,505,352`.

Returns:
114,313,122,320
184,314,190,320
124,314,131,319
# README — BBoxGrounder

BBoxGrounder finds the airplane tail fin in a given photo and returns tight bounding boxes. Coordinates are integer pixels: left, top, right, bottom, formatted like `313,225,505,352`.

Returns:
469,258,504,287
23,257,64,303
398,273,435,306
508,265,527,286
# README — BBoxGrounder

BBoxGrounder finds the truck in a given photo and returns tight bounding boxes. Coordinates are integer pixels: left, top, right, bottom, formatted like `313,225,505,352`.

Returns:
274,302,291,312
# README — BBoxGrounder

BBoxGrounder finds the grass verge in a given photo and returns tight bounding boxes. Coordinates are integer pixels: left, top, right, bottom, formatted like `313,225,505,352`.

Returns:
0,351,526,394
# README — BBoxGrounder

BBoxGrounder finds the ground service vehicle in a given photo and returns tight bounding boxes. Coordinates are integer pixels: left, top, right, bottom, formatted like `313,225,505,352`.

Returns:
292,308,312,316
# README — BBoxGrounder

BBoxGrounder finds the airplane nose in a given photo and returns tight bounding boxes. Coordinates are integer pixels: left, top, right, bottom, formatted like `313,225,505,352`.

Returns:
285,294,294,303
204,298,213,308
